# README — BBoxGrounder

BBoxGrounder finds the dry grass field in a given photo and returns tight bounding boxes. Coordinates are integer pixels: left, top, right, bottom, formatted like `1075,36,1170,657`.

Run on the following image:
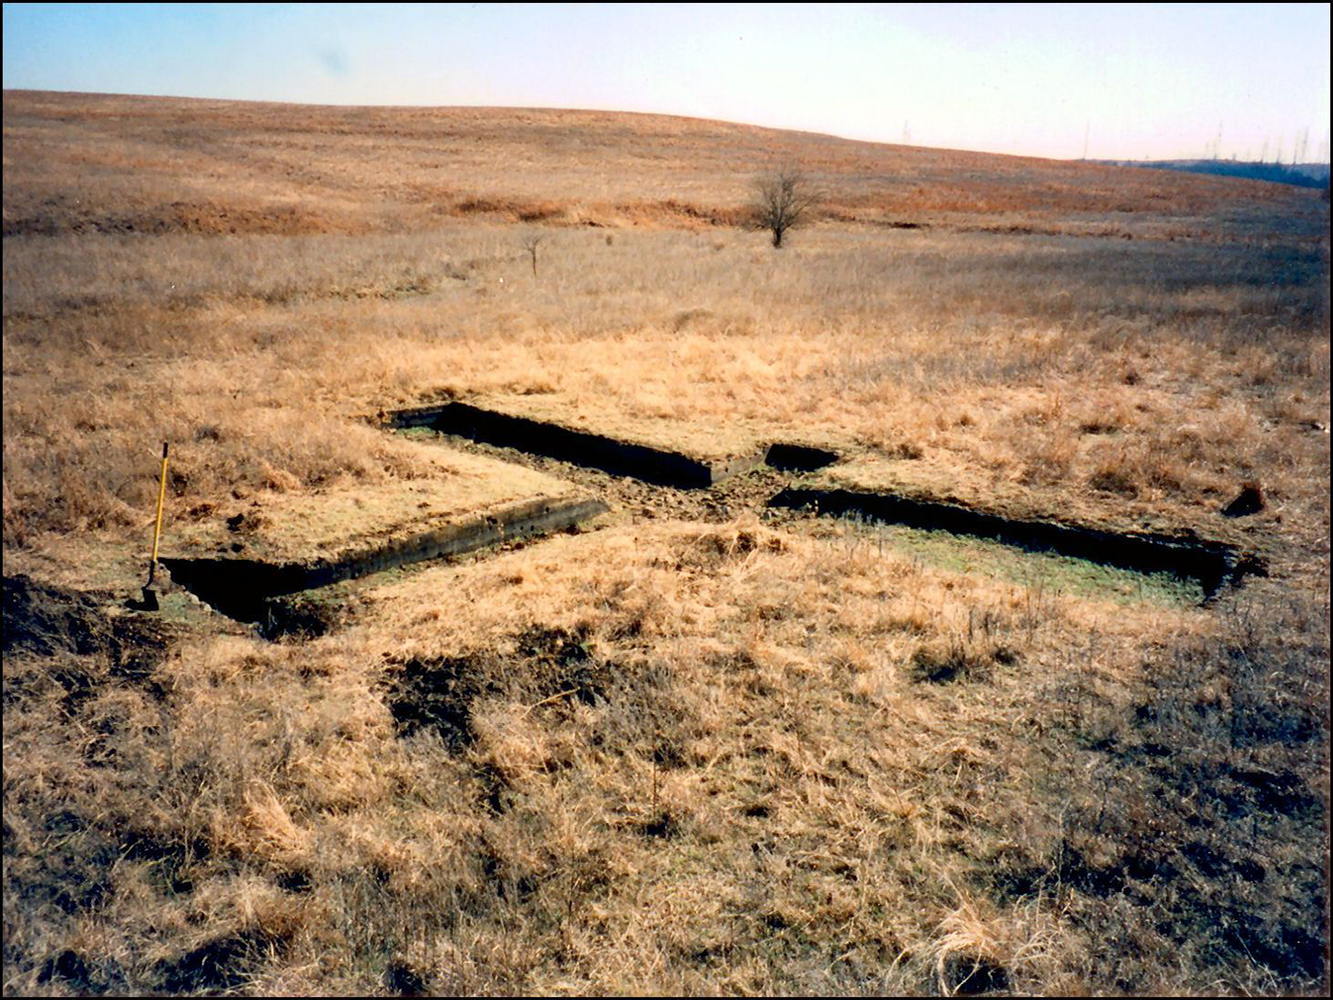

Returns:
3,90,1329,996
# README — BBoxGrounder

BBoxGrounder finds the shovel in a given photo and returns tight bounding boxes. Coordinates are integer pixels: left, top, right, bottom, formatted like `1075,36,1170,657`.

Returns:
140,442,169,611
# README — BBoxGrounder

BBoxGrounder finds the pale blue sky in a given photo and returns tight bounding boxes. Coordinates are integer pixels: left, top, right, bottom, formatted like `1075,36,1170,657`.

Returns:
3,3,1329,161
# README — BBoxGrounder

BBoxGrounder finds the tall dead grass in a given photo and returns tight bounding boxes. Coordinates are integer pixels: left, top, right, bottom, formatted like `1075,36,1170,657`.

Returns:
5,518,1324,994
4,216,1327,550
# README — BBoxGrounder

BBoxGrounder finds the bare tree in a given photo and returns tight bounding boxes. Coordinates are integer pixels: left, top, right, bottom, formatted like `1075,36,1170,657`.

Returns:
750,165,817,248
521,233,544,276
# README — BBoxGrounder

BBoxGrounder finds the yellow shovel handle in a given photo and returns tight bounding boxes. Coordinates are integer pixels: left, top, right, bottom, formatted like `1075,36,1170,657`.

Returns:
150,442,169,573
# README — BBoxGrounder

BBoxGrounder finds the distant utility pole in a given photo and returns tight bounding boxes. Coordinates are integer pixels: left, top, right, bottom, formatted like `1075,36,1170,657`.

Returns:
901,120,911,145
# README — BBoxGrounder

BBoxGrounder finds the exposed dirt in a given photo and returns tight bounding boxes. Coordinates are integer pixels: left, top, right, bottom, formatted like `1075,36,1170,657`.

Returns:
385,625,609,750
155,928,291,995
36,948,127,995
3,574,182,691
410,426,1263,600
409,428,800,527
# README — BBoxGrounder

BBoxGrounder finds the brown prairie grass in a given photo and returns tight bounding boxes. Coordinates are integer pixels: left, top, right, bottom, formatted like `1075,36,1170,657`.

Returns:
2,91,1315,239
3,91,1329,996
4,519,1326,995
4,220,1327,551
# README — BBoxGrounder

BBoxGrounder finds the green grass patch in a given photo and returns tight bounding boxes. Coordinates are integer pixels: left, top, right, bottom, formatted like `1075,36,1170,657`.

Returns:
837,517,1205,605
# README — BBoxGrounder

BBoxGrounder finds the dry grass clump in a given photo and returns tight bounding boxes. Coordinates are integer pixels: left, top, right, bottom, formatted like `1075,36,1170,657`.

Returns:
988,590,1330,994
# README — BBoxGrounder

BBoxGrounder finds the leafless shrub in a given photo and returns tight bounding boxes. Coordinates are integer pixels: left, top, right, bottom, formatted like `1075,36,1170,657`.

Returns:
521,233,544,276
750,164,818,248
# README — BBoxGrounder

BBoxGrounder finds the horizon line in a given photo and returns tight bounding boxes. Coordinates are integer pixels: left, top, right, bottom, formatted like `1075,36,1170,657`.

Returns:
13,86,1328,168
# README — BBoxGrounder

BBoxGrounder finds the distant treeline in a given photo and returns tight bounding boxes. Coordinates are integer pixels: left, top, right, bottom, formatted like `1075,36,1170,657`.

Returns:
1097,159,1330,190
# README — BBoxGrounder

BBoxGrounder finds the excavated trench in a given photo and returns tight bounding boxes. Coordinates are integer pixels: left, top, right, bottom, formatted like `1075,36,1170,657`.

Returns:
769,487,1265,596
388,402,1262,596
763,443,840,472
389,401,769,488
161,497,607,637
161,403,1264,636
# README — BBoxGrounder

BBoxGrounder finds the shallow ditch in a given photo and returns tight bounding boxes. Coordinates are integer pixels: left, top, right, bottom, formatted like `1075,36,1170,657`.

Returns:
763,442,839,472
387,401,1261,598
769,487,1265,597
389,401,768,488
159,402,1263,636
389,402,841,487
161,496,606,637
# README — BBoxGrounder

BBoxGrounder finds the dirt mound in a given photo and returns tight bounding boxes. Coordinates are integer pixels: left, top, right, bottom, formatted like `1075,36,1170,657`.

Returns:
3,574,180,681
